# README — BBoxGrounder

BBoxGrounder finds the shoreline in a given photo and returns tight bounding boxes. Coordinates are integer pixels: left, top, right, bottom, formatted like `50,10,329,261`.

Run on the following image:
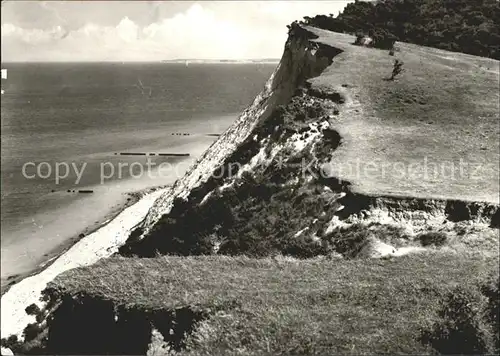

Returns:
0,185,168,296
0,130,228,298
0,185,169,339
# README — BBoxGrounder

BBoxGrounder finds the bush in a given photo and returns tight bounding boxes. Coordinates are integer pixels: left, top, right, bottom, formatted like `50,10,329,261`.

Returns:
420,288,491,354
323,223,408,258
282,236,327,258
418,232,448,247
421,279,500,355
481,272,499,352
1,335,18,350
23,323,43,343
354,32,366,45
370,28,397,50
389,59,404,80
353,30,395,50
25,303,41,316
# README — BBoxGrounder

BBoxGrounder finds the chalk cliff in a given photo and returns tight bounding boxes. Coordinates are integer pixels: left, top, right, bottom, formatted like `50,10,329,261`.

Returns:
121,23,499,258
138,24,342,236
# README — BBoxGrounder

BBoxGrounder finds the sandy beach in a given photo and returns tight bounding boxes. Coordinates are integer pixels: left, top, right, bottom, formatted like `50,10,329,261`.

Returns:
0,186,167,340
0,135,229,341
0,187,156,296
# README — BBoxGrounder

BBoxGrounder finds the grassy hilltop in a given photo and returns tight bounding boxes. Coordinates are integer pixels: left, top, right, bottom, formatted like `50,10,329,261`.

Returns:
307,26,499,202
3,3,500,355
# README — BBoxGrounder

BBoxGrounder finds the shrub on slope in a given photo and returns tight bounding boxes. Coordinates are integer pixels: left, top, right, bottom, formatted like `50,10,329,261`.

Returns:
420,271,500,354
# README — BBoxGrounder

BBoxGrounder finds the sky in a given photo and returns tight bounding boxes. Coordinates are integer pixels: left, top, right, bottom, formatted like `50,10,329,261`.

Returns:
1,1,351,62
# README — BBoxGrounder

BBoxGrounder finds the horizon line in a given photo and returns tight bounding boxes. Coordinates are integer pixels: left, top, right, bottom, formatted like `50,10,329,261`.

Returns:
1,59,281,64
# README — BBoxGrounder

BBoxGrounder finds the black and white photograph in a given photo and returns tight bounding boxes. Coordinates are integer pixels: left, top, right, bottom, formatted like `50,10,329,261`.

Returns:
1,0,499,354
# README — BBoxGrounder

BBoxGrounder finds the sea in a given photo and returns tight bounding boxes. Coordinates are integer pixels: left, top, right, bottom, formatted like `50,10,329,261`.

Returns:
0,62,276,285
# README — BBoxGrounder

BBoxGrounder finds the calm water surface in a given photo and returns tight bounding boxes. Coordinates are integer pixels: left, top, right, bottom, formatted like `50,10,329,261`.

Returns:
1,62,276,280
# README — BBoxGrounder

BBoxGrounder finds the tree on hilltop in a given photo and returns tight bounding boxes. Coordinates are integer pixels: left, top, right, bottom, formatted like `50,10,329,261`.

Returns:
305,0,500,59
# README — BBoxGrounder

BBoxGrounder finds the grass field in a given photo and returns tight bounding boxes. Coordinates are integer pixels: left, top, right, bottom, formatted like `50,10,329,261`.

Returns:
44,253,498,355
305,27,499,203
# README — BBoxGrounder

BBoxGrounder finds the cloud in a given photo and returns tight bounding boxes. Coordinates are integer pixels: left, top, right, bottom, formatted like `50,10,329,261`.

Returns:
116,17,139,43
141,4,250,59
1,2,351,62
1,23,66,44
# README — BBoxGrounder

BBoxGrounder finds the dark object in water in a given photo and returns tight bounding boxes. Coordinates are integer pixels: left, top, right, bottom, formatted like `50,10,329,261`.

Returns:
172,132,192,136
118,152,189,157
158,153,190,157
78,190,94,194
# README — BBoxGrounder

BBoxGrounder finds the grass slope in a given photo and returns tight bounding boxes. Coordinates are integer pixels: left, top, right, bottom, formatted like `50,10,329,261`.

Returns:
50,253,498,355
305,27,499,203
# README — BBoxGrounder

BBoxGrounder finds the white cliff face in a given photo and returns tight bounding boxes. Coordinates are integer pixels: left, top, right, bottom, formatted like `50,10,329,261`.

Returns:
140,27,335,236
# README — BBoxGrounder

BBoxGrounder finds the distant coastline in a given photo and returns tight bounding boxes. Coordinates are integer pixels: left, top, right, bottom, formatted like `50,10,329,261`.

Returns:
161,58,280,64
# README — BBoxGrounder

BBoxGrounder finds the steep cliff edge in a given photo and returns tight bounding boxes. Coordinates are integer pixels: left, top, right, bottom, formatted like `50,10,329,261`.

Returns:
134,24,343,239
121,24,499,258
